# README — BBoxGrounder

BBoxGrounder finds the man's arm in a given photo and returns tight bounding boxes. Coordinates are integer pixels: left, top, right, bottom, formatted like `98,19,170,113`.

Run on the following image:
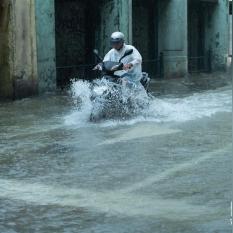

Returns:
103,50,112,62
130,47,142,66
123,47,142,70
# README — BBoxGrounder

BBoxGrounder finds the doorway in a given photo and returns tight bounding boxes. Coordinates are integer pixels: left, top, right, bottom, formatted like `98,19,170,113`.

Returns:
132,0,158,78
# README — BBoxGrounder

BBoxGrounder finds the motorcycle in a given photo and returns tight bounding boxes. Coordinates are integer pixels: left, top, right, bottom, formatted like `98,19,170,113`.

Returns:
89,49,151,122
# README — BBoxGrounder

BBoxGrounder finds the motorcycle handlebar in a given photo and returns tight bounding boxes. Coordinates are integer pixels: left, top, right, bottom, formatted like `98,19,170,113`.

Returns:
110,63,123,71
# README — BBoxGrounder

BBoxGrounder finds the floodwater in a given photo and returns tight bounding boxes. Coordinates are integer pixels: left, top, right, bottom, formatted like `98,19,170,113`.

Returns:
0,77,232,233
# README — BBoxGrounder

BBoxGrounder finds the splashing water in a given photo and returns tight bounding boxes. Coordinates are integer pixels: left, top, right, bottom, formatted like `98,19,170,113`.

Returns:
145,89,232,123
65,79,232,127
65,79,150,125
64,80,93,126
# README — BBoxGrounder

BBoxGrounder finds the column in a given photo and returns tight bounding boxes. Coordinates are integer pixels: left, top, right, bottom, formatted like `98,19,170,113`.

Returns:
35,0,56,93
158,0,188,78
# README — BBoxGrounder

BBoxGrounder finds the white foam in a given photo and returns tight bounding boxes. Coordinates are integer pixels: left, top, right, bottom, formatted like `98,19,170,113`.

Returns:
64,80,93,127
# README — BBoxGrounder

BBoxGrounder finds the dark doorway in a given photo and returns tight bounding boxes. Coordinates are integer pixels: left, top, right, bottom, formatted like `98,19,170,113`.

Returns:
230,1,232,15
188,0,206,73
55,0,100,87
132,0,158,78
229,0,232,57
188,0,219,73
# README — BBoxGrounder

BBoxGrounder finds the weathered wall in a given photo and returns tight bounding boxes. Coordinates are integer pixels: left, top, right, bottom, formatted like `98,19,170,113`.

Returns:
0,0,12,99
0,0,38,99
35,0,56,93
1,0,57,99
12,0,38,99
13,0,37,82
119,0,132,44
158,0,188,78
96,0,120,55
205,0,229,71
96,0,132,55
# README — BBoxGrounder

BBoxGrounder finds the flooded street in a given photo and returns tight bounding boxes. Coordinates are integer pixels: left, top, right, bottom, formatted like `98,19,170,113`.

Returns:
0,79,232,233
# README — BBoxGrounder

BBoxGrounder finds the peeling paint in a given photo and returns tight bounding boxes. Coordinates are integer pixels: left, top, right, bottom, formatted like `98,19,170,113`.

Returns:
0,0,38,99
0,0,12,99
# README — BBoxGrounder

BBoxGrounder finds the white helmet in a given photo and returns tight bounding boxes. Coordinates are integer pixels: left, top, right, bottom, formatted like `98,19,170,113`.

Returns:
110,31,125,43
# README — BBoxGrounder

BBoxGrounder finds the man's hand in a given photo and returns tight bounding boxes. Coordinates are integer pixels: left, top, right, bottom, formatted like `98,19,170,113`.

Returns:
123,63,133,70
93,63,102,71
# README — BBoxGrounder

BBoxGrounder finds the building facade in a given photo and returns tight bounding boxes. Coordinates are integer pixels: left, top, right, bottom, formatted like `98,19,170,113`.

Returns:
0,0,231,99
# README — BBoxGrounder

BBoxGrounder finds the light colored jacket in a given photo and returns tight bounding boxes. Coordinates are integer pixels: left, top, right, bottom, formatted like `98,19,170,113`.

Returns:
103,44,142,82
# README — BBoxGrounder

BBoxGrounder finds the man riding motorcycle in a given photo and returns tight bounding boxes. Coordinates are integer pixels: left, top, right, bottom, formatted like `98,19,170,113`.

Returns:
90,32,150,121
94,31,143,86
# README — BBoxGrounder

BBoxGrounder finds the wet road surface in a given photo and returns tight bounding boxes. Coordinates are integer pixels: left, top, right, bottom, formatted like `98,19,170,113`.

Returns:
0,77,232,233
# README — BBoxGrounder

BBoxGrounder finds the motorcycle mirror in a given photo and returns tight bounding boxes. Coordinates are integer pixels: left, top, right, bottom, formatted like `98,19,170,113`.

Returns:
110,63,123,71
93,49,99,55
93,49,103,62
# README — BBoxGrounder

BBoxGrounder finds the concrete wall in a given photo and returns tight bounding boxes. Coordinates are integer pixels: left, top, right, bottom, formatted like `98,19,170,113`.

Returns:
35,0,56,93
0,0,56,99
96,0,132,55
0,0,38,99
205,0,229,71
96,0,120,55
119,0,132,44
158,0,188,78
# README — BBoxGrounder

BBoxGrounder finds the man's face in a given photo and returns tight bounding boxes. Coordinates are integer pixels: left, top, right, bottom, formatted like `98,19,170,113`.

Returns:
111,41,123,50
